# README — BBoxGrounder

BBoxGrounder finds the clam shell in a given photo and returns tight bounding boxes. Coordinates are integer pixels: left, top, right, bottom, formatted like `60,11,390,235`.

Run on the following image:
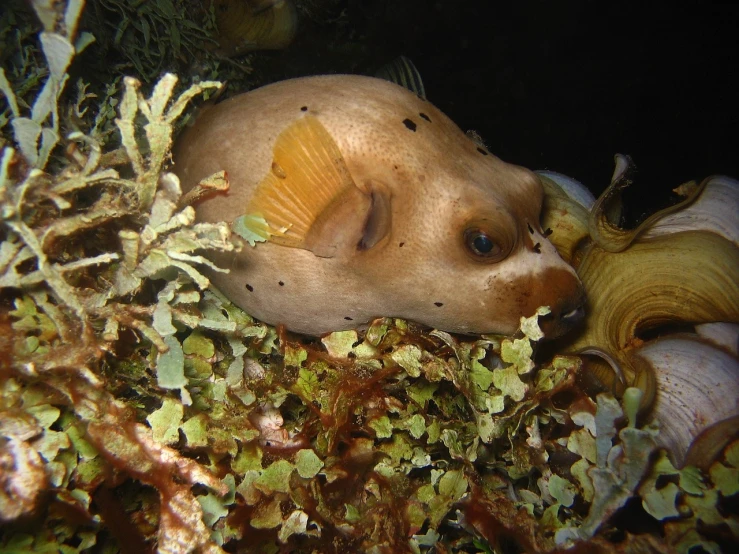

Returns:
537,170,596,211
632,335,739,468
642,175,739,245
696,322,739,356
561,159,739,408
542,159,739,468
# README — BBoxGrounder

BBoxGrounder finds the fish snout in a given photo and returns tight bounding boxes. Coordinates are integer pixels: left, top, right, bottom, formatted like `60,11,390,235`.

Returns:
537,284,587,339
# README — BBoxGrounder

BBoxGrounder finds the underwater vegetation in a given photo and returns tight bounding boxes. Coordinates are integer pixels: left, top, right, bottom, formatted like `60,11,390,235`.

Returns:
0,1,737,553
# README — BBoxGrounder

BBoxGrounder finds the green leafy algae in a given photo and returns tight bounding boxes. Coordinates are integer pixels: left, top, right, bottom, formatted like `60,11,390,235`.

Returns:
147,397,184,445
232,213,272,247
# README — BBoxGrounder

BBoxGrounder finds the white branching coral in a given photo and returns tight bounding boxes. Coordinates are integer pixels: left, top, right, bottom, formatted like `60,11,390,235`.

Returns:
1,61,229,337
0,2,238,551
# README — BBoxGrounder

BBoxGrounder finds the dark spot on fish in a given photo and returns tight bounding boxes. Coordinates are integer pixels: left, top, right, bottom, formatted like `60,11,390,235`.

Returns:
403,118,417,131
347,352,356,359
419,112,431,122
434,302,444,307
399,242,405,247
300,106,308,111
278,281,284,286
344,316,353,321
476,147,488,156
246,284,254,292
527,223,534,234
393,165,399,170
544,228,553,237
533,243,542,254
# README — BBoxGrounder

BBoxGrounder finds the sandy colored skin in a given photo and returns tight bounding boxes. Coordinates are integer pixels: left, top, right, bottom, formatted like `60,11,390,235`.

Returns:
174,75,585,336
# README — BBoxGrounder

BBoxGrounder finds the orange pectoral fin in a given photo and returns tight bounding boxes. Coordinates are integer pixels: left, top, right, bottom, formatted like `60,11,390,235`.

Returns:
247,115,367,254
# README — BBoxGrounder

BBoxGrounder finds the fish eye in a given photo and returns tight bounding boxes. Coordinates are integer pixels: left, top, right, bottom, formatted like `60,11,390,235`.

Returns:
464,228,505,261
471,233,495,254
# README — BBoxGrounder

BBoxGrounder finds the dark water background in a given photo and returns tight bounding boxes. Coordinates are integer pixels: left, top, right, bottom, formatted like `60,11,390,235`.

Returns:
268,0,738,223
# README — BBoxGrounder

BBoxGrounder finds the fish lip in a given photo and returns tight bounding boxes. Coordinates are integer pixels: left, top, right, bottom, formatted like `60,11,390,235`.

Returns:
538,290,587,340
561,304,586,323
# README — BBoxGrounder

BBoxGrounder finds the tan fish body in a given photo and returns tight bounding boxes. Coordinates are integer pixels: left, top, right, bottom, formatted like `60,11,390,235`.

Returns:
174,75,585,337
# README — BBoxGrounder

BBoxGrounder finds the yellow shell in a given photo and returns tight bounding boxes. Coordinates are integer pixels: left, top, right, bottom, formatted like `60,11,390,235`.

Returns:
538,172,593,264
542,156,739,464
211,0,298,56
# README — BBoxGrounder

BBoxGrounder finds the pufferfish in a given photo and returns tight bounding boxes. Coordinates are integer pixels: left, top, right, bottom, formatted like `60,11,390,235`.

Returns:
173,75,586,337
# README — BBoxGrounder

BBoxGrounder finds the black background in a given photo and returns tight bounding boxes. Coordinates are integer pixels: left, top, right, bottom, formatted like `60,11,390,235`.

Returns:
272,0,738,221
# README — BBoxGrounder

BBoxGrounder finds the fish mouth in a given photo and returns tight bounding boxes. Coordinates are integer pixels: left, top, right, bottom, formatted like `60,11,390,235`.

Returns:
561,304,586,324
537,290,587,339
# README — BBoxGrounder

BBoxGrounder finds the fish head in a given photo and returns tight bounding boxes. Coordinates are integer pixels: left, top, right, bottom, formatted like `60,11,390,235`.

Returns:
343,130,586,338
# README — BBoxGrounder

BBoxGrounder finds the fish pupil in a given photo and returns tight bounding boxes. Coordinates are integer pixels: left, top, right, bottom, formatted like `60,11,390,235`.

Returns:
473,234,494,254
464,228,503,260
